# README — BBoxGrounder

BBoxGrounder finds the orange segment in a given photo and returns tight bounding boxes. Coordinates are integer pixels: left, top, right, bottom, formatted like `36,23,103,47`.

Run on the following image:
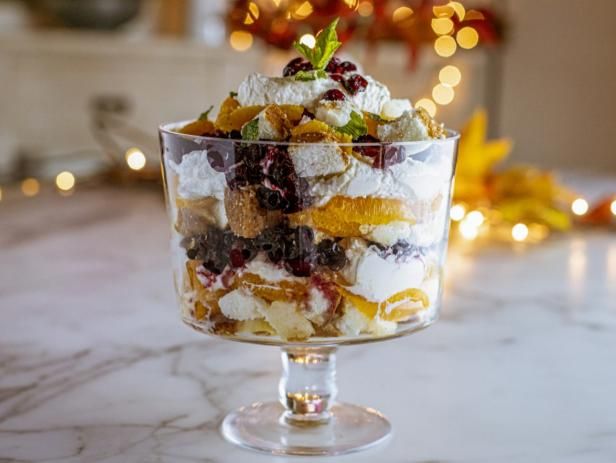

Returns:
236,273,308,302
280,104,305,124
179,119,216,136
337,286,429,319
364,112,378,137
227,105,264,131
214,96,241,132
291,196,415,237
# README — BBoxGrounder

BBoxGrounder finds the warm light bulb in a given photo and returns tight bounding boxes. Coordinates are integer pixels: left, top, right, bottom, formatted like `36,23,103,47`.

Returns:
459,219,479,240
434,35,457,57
299,33,316,48
439,65,461,87
431,18,453,35
21,178,40,197
512,223,529,242
55,171,75,191
415,98,437,118
456,27,479,49
357,1,373,16
125,148,147,171
450,204,466,221
229,31,254,52
392,6,413,23
611,200,616,216
465,210,485,227
571,198,589,216
432,84,455,105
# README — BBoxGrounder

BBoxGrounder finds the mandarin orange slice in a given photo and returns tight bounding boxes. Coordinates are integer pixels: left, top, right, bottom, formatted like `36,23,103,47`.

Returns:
227,105,264,131
179,119,216,136
291,196,415,237
336,285,429,319
236,273,308,303
214,96,241,132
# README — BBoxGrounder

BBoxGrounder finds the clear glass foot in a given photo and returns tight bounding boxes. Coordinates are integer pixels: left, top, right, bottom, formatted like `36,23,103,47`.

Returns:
220,347,391,456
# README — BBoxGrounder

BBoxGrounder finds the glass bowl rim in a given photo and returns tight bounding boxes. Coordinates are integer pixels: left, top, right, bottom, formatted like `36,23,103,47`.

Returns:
159,121,460,147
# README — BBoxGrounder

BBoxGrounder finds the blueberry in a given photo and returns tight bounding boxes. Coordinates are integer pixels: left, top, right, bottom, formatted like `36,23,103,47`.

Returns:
317,239,348,270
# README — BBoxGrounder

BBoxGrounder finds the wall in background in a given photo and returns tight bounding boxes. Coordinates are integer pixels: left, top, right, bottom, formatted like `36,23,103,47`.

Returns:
499,0,616,171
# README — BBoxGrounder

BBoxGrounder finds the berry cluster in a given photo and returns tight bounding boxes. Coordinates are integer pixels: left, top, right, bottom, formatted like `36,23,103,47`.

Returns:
354,135,406,169
375,240,423,262
283,56,368,96
183,224,348,277
206,142,312,213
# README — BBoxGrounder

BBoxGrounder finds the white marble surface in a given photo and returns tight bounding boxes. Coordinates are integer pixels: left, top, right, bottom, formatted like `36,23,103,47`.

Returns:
1,186,616,463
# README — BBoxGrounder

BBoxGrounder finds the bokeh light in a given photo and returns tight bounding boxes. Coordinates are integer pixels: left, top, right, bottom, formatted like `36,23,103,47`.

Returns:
229,31,254,52
465,210,485,227
512,223,529,242
125,148,147,171
415,98,437,118
392,6,413,23
434,35,457,57
439,65,462,87
459,219,479,240
457,27,479,49
21,178,40,197
571,198,589,216
432,84,455,105
299,33,316,48
357,1,373,16
431,18,453,35
55,171,75,191
433,4,454,18
450,204,466,221
448,1,466,21
611,199,616,216
292,1,313,19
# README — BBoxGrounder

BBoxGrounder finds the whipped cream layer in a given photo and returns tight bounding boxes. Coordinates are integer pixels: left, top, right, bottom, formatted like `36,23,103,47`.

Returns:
309,152,452,204
168,150,226,200
237,73,390,113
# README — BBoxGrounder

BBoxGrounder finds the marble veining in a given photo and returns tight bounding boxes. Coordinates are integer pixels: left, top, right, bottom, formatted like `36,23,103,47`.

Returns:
1,186,615,463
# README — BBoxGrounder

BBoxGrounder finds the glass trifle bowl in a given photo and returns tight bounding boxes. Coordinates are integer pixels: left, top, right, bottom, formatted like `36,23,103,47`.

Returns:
158,18,458,457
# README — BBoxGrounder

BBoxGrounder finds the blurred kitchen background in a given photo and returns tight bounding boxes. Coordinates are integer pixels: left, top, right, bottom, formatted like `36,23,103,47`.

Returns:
0,0,614,193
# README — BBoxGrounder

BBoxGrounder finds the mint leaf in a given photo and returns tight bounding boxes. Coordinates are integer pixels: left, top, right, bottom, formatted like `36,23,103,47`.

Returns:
292,18,341,71
229,91,238,97
198,105,214,121
241,119,259,140
294,69,328,81
336,111,367,138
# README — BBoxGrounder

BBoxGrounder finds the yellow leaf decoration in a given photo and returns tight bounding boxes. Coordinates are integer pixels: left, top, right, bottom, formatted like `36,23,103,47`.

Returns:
454,109,512,202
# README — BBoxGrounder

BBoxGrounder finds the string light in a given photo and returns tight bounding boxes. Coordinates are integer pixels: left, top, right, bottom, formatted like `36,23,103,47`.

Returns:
299,33,316,48
571,198,589,216
611,199,616,216
457,27,479,49
448,1,466,21
459,218,479,240
465,210,485,227
125,147,147,171
392,6,413,23
55,171,75,191
432,84,455,105
21,178,40,197
292,1,313,19
415,98,437,117
431,18,453,35
229,31,253,52
450,204,466,221
439,65,461,87
511,223,529,242
357,1,373,16
434,35,457,57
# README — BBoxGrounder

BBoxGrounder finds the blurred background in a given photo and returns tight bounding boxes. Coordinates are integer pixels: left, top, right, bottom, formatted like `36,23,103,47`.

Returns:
0,0,614,194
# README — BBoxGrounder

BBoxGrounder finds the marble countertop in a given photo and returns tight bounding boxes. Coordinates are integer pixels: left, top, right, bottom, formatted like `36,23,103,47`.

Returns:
1,186,615,463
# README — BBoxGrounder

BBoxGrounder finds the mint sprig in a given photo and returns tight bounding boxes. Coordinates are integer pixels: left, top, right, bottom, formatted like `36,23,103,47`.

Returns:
241,119,259,140
335,111,368,139
293,18,341,73
294,69,328,81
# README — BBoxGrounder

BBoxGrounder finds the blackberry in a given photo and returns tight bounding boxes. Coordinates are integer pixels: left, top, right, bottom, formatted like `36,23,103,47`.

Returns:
256,186,286,210
317,239,348,270
377,145,405,169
